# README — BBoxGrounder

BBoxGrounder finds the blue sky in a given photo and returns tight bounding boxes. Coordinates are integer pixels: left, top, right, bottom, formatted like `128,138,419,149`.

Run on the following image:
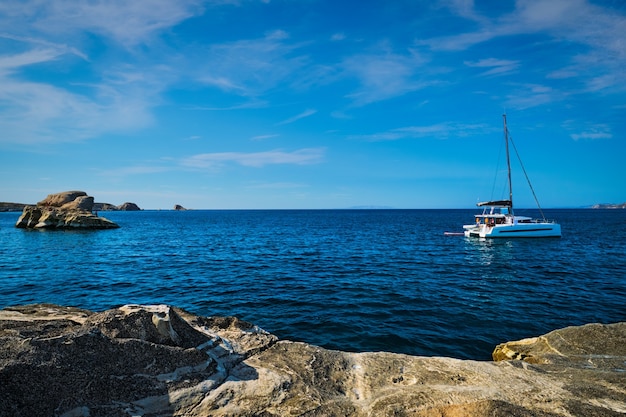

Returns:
1,0,624,209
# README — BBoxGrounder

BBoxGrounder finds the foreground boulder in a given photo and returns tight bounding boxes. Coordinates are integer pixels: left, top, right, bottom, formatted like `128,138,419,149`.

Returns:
0,304,624,417
15,191,119,229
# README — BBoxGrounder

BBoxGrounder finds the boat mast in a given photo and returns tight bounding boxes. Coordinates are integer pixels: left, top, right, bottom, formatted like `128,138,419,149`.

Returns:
503,114,513,215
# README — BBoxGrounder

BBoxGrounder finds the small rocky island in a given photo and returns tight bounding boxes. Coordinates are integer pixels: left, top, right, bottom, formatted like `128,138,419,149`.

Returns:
15,191,119,230
591,202,626,209
0,304,624,416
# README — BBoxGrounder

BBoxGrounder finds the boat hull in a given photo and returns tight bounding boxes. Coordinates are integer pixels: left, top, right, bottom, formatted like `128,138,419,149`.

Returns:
464,222,561,238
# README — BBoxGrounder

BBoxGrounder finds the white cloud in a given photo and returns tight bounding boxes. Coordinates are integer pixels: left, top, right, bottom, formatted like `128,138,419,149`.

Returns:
101,165,172,177
0,49,64,74
342,48,430,105
276,109,317,125
181,148,326,169
352,122,494,141
0,78,150,144
0,55,158,144
426,0,626,94
246,181,307,189
504,83,560,110
464,58,520,77
569,124,612,141
0,1,201,145
196,31,309,97
0,0,206,47
251,134,280,141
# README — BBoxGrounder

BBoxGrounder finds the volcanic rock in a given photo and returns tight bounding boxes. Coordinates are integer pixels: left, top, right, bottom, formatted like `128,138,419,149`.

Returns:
0,304,624,417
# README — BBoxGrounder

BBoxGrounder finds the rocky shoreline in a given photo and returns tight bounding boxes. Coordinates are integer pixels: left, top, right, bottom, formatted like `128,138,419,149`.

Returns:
0,304,624,417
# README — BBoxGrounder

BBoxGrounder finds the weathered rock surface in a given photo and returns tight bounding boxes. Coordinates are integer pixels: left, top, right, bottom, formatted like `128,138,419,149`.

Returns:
0,202,27,212
60,195,94,212
15,191,119,229
0,304,624,417
118,202,141,211
15,205,119,229
174,204,187,211
93,202,119,211
38,190,87,207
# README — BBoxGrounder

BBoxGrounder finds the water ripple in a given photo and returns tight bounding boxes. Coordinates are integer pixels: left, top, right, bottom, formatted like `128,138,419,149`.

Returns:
1,209,625,360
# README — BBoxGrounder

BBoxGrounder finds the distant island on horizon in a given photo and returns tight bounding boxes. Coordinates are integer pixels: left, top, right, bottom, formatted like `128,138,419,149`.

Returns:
2,201,625,212
590,203,626,209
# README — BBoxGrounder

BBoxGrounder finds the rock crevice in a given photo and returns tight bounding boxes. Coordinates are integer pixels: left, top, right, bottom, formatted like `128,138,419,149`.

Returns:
0,304,624,417
14,191,119,230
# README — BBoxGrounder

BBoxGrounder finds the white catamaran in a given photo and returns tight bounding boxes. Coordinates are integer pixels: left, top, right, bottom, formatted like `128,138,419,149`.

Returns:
463,115,561,238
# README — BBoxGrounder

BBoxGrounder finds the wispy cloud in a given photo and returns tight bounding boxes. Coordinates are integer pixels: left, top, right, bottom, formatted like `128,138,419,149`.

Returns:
342,48,430,105
0,1,197,145
504,83,560,110
0,0,206,47
0,77,155,145
425,0,626,94
100,164,173,177
245,181,308,189
464,58,520,77
352,122,493,141
567,123,612,141
196,30,309,97
0,48,65,74
276,109,317,125
181,148,326,169
251,134,280,141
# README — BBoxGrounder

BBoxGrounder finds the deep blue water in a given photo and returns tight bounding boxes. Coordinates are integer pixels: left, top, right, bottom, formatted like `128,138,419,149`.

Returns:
1,209,625,360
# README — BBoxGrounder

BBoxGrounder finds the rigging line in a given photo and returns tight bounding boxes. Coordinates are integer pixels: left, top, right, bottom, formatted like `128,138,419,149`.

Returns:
507,130,547,220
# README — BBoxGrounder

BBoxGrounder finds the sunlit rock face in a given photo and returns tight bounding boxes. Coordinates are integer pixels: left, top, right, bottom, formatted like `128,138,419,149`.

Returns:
14,191,119,230
0,304,624,417
37,191,88,208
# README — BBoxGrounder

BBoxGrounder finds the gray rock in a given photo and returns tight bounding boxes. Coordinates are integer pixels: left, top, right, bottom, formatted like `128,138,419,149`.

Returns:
0,304,624,417
117,202,141,211
93,202,119,211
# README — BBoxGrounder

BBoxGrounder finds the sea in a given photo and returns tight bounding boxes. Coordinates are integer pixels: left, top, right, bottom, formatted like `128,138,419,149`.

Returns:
1,208,625,360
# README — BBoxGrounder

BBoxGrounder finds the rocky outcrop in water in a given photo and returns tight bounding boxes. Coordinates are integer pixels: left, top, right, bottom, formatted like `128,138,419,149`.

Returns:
92,202,119,211
14,191,119,230
0,202,27,212
117,202,141,211
92,202,142,211
0,304,624,417
591,202,626,209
